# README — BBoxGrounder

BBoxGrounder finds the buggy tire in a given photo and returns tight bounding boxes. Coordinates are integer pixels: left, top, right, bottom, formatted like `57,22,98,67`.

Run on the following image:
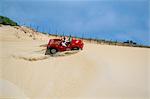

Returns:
49,48,58,54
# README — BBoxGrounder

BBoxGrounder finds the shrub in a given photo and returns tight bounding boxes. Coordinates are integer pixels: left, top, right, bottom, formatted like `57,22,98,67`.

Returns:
0,16,18,26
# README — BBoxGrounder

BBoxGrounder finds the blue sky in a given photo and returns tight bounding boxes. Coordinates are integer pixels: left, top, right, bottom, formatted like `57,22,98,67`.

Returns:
0,0,149,45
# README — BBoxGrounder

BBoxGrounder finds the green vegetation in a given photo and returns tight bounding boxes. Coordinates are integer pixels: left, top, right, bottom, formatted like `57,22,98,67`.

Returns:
0,16,18,26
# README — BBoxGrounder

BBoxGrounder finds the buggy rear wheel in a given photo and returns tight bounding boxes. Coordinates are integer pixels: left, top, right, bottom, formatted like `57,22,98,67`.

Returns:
50,48,58,54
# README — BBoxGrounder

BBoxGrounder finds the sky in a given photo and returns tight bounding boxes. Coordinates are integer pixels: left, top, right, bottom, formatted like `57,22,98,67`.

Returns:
0,0,149,45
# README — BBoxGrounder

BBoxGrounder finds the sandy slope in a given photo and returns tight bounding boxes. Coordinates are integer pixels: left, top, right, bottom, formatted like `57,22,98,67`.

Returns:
0,25,150,99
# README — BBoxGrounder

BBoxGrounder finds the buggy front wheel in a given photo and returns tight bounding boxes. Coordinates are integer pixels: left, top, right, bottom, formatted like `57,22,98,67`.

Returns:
71,47,80,50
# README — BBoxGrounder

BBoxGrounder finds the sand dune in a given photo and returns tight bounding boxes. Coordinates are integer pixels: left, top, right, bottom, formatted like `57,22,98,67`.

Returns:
0,25,150,99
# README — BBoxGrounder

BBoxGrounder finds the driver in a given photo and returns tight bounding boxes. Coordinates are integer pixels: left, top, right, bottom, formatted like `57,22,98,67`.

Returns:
61,36,67,47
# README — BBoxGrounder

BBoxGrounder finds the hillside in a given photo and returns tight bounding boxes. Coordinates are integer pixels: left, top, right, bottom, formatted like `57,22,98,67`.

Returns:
0,25,150,99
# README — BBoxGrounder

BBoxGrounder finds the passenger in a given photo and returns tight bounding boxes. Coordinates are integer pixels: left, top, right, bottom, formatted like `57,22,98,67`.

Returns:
68,35,72,42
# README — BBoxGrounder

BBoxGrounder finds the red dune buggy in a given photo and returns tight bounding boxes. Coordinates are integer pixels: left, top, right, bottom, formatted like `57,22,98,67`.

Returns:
45,38,84,54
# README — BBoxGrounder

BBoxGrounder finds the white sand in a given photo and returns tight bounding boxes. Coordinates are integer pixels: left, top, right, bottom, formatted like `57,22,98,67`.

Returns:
0,25,150,99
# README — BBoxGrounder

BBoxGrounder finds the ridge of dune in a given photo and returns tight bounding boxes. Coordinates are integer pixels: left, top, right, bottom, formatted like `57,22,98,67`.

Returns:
0,25,50,41
0,25,150,99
